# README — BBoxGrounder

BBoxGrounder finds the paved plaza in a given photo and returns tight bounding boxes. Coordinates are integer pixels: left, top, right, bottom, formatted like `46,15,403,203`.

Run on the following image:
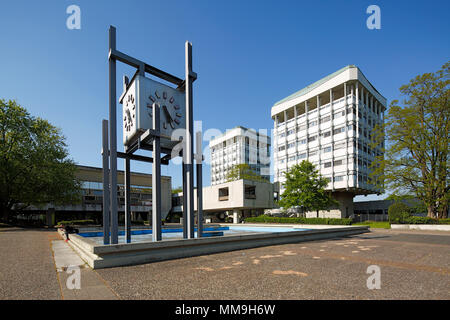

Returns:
0,226,449,300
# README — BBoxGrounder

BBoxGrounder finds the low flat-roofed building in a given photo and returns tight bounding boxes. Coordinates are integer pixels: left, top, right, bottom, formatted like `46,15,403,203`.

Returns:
171,179,279,223
17,165,172,224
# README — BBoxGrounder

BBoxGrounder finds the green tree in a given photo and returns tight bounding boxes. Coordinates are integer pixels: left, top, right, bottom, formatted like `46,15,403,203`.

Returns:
387,202,412,223
278,161,338,217
172,186,183,194
370,62,449,219
226,163,269,183
0,99,82,221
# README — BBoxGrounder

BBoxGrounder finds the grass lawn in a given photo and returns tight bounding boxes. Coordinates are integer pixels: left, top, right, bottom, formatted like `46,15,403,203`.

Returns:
353,221,391,229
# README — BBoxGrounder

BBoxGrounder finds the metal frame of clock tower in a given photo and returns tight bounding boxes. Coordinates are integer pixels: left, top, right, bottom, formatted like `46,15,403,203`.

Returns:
102,25,202,245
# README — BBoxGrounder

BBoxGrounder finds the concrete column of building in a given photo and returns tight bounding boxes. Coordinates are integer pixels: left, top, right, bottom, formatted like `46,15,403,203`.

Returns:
46,208,55,227
329,89,334,190
344,82,349,190
274,115,278,181
366,91,369,111
316,95,321,175
305,100,309,161
355,82,360,189
233,209,240,224
294,104,298,164
283,110,288,172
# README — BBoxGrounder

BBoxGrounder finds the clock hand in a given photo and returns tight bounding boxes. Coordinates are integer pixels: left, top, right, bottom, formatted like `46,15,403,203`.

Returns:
162,105,175,129
162,105,172,121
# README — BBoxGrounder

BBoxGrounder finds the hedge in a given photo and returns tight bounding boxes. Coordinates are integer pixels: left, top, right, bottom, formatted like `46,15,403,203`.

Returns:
244,215,352,225
56,219,95,226
395,217,450,225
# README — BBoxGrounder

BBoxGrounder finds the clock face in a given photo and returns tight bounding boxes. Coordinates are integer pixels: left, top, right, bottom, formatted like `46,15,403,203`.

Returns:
121,75,186,149
123,92,135,133
148,90,183,131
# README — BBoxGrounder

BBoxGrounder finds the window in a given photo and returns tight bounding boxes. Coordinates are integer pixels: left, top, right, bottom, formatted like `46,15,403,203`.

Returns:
308,135,317,142
298,138,307,145
333,159,343,166
288,142,295,149
289,155,296,162
244,185,256,199
322,131,331,138
278,145,285,151
334,176,344,182
334,142,346,150
219,187,229,201
297,124,307,131
298,153,307,160
287,129,295,136
333,110,345,118
324,162,332,168
309,150,318,156
308,120,317,127
333,126,345,135
320,115,330,124
323,146,332,153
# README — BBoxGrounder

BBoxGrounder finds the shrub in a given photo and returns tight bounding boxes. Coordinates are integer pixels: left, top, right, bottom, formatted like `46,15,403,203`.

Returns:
400,216,450,225
56,219,95,226
244,215,352,225
388,202,411,223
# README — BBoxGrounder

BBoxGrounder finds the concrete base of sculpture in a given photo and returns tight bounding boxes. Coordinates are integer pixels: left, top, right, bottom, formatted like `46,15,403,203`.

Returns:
65,224,369,269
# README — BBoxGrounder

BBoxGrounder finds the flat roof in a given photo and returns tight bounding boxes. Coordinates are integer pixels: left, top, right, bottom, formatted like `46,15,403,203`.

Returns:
76,165,171,180
271,65,387,117
210,126,270,144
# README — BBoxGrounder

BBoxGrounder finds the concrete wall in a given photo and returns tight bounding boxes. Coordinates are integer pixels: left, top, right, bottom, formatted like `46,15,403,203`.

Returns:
304,191,354,219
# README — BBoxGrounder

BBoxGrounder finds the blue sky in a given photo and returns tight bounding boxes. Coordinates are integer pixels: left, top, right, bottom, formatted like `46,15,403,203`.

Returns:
1,0,449,201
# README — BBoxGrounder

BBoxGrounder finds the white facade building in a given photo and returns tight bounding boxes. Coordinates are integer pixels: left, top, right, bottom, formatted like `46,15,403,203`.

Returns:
210,126,271,185
271,65,386,218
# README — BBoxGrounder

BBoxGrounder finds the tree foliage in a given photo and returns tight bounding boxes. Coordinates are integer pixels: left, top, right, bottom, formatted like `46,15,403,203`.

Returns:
0,99,82,220
278,161,338,216
387,202,412,223
226,163,269,183
370,62,449,219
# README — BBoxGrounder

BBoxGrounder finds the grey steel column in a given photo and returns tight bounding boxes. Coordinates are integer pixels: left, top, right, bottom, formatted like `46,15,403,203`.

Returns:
182,157,187,239
102,119,110,245
109,26,118,244
152,103,162,241
196,131,203,238
124,158,131,243
185,41,195,239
